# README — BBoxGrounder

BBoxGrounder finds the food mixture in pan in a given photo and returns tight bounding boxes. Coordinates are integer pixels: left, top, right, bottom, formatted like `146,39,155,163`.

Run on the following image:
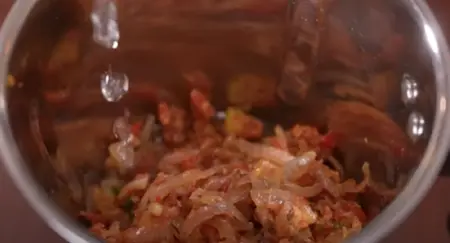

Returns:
8,0,413,241
78,89,395,243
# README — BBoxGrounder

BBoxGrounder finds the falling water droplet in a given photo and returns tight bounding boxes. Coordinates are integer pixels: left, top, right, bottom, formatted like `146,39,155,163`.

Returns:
100,69,129,102
113,116,131,141
91,0,120,49
110,115,136,171
407,111,425,142
109,141,135,169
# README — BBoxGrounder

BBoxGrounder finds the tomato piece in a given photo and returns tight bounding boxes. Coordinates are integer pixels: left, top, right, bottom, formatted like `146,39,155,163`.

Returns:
225,107,263,139
131,121,143,136
190,89,215,120
320,131,339,150
158,103,171,125
158,103,188,145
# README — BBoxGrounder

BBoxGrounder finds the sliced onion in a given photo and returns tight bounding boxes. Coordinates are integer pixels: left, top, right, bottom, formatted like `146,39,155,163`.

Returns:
234,139,294,166
118,174,150,200
345,139,396,186
275,203,293,237
209,218,238,243
202,176,229,190
316,168,340,198
225,187,251,204
284,182,323,198
251,189,317,228
251,188,290,207
284,151,317,181
251,160,283,189
181,201,251,239
189,188,224,205
340,162,370,194
203,169,239,191
327,155,345,179
140,114,156,143
138,168,218,210
234,176,252,188
158,149,200,173
274,205,315,239
274,125,288,151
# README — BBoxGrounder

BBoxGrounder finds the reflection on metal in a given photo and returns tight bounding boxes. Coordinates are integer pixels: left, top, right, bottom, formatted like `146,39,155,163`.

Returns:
407,111,425,142
277,52,309,105
91,0,119,49
424,23,439,54
401,73,419,104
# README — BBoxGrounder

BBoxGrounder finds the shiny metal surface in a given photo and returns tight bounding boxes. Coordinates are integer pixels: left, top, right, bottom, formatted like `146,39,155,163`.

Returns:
0,2,102,242
401,73,419,105
0,0,449,243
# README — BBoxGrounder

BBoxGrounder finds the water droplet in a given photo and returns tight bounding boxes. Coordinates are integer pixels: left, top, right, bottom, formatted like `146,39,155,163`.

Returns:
91,0,120,49
109,141,135,169
401,73,419,104
113,116,131,141
407,111,425,142
100,69,129,102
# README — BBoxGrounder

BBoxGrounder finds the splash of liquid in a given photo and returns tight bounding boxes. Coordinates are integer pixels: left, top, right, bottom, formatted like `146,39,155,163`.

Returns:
91,0,120,49
110,112,135,171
